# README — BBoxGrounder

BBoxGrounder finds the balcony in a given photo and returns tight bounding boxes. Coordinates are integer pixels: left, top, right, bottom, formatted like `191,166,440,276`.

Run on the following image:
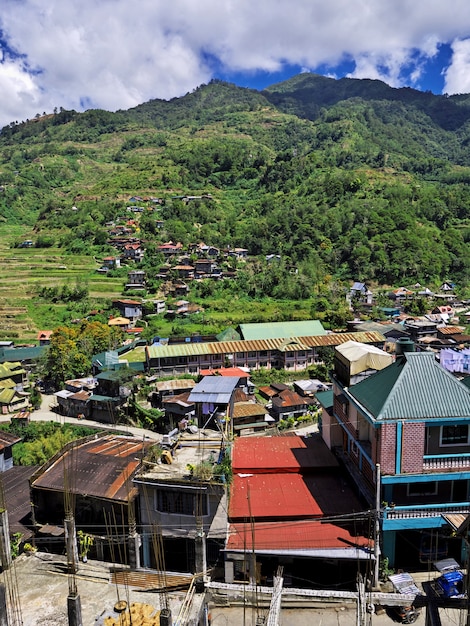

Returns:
384,502,470,522
423,453,470,471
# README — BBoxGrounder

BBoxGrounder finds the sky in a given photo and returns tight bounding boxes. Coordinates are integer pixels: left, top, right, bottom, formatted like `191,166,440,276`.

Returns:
1,1,470,129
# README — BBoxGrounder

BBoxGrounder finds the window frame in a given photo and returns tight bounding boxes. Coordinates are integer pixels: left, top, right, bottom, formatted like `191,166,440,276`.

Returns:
440,424,470,447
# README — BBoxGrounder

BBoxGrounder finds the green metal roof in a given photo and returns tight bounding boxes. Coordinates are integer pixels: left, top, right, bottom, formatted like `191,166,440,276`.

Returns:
348,351,470,421
0,346,45,363
316,389,334,410
216,327,241,342
0,388,16,403
238,320,325,341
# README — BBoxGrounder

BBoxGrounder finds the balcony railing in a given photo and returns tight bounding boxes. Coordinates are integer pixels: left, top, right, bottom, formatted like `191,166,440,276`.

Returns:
423,453,470,471
384,502,470,521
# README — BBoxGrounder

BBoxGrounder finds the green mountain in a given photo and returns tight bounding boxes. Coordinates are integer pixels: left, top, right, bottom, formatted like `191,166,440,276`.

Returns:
2,74,470,289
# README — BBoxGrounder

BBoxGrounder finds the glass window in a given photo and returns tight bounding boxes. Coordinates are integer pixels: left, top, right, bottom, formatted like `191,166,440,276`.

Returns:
441,425,469,446
155,489,207,516
408,482,437,496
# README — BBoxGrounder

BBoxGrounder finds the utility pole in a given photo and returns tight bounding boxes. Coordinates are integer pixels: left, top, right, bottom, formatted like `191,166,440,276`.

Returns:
374,464,381,589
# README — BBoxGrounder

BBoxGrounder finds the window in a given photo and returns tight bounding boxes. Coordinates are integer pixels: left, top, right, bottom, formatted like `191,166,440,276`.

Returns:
248,351,257,358
408,482,437,496
440,425,469,446
155,488,208,516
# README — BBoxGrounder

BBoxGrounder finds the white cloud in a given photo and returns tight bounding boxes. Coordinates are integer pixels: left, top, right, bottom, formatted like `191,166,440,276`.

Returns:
443,39,470,95
1,0,470,126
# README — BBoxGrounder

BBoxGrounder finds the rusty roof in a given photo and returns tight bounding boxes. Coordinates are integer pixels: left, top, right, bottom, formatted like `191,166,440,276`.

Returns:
155,379,196,392
271,389,309,408
233,402,268,419
0,431,22,450
2,466,39,538
439,326,465,335
146,331,385,359
31,434,150,503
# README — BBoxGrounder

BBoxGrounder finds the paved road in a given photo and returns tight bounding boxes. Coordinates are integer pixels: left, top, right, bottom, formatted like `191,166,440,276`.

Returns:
0,393,161,441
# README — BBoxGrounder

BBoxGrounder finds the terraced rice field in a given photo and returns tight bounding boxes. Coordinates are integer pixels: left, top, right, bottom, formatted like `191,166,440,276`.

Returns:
0,226,125,342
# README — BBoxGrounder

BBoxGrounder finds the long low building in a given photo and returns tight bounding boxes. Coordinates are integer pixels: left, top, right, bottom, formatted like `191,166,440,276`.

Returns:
146,331,385,376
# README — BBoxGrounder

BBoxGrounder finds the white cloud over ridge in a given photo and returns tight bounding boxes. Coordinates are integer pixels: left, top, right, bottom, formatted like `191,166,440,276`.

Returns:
1,0,470,127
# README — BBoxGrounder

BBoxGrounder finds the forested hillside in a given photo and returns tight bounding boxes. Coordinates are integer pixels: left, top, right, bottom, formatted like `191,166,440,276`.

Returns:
1,73,470,290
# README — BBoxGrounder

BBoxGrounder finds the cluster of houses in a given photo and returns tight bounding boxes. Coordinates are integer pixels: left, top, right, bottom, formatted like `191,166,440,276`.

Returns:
97,194,251,292
3,331,470,597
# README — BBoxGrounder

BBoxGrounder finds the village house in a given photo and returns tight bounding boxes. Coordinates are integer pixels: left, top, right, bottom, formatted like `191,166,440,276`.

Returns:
122,242,144,262
319,338,470,568
0,431,21,472
125,269,146,291
172,264,195,280
232,401,273,435
151,378,197,408
112,299,143,324
226,247,248,260
161,392,195,430
133,430,227,574
347,281,373,307
102,256,121,270
188,376,240,432
30,434,150,566
0,362,29,413
403,318,439,342
37,330,53,346
225,435,372,589
194,258,220,278
270,388,310,421
157,241,183,257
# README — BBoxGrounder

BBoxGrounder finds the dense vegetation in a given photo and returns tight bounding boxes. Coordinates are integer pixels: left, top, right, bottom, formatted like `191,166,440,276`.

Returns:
2,74,470,295
0,421,99,465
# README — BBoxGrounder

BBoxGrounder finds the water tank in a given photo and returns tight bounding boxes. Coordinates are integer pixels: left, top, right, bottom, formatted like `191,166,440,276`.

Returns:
396,337,415,357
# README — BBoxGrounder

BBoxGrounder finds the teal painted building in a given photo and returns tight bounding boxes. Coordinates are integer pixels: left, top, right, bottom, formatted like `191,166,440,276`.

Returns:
321,342,470,568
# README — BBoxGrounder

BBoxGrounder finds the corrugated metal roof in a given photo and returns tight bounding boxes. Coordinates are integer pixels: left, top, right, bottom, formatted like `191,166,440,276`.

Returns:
271,389,309,409
146,331,385,359
238,320,326,340
31,434,149,502
232,434,339,473
155,379,196,392
229,473,323,520
233,402,268,419
188,376,240,404
0,388,16,403
2,466,39,538
227,520,372,556
349,351,470,421
0,431,22,449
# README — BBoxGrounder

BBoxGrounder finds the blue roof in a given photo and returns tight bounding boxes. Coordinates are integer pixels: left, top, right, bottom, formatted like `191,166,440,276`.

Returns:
189,376,239,404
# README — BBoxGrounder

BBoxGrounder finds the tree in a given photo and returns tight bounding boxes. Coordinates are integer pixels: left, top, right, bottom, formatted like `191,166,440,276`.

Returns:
40,321,123,386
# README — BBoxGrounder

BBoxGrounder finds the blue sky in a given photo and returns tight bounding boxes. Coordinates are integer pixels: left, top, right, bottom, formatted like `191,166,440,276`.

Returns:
216,43,454,95
0,1,470,128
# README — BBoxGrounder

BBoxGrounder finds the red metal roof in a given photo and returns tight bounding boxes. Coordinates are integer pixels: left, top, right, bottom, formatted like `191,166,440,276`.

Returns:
199,367,249,378
229,473,323,520
232,434,339,474
227,520,373,553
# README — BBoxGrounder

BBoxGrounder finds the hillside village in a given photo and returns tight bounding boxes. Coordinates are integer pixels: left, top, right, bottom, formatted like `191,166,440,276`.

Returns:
4,77,470,624
1,273,470,623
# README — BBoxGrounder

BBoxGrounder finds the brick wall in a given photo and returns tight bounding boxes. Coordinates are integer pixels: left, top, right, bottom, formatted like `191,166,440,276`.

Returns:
379,422,397,475
401,422,425,473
